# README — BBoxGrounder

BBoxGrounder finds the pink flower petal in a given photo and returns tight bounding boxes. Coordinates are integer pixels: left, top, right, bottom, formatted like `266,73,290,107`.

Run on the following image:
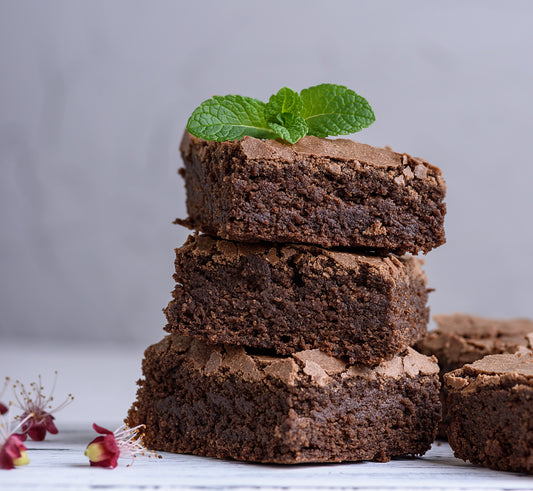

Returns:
92,423,113,435
4,441,22,460
44,415,58,435
27,423,47,442
109,453,119,468
0,450,15,470
89,456,117,469
102,434,119,454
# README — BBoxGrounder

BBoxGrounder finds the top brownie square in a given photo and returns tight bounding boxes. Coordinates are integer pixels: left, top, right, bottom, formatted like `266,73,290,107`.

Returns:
177,131,446,254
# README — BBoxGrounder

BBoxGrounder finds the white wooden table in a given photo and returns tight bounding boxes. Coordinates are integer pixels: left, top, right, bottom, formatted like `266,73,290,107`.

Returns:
1,340,533,491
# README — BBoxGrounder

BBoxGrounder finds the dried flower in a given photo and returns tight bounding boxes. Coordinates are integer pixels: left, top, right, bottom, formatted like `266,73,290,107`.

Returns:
12,372,74,441
85,423,159,468
0,378,9,415
0,414,31,470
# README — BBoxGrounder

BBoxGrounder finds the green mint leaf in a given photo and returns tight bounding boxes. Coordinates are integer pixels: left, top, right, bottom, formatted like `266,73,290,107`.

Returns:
186,95,277,141
265,87,303,121
300,83,375,138
264,87,307,144
267,113,308,144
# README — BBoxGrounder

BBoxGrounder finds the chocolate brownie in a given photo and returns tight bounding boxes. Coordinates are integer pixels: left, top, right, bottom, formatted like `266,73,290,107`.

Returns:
177,131,446,255
416,313,533,438
164,235,429,365
127,335,441,464
445,352,533,474
416,313,533,374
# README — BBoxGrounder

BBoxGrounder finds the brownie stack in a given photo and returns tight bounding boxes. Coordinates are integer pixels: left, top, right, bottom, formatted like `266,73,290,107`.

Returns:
127,131,447,463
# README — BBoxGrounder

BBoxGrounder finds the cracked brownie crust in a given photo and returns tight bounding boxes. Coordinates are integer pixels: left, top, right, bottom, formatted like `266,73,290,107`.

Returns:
127,335,441,464
445,352,533,474
416,313,533,374
164,235,430,364
177,131,446,255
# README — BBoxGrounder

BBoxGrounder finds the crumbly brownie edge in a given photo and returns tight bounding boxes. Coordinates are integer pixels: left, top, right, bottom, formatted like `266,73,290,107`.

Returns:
178,132,446,255
164,235,429,364
126,336,441,464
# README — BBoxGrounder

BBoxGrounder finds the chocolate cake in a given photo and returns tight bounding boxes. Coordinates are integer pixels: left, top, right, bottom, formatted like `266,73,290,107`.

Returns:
127,335,441,464
177,131,446,255
445,352,533,474
164,235,430,365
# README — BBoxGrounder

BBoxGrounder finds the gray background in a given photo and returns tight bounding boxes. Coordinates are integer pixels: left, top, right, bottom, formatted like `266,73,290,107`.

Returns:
1,0,532,347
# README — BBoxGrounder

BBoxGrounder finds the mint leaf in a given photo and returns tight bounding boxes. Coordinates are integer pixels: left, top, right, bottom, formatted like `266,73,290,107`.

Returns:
265,87,303,121
186,95,277,141
300,83,375,138
267,113,308,144
265,87,308,144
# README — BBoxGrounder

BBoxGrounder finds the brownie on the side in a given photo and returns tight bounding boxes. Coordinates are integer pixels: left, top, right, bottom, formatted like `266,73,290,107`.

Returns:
416,313,533,374
445,352,533,474
164,235,430,365
416,313,533,439
177,131,446,255
127,335,441,464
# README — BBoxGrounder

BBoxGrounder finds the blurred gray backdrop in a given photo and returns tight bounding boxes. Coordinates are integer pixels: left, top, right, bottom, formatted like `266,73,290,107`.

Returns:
1,0,532,346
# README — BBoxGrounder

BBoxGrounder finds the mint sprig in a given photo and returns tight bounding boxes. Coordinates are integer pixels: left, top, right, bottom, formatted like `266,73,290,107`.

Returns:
186,84,375,144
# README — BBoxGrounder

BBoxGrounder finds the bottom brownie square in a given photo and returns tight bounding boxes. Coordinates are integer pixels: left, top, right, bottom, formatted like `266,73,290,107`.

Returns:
127,335,441,464
445,351,533,474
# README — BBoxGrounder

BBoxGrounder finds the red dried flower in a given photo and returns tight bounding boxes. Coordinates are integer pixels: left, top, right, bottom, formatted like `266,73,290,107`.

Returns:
12,372,74,441
85,423,159,468
0,414,31,470
0,378,9,415
85,423,120,468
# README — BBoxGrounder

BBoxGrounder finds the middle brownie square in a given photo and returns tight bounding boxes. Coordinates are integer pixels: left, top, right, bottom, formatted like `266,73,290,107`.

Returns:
164,235,429,365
